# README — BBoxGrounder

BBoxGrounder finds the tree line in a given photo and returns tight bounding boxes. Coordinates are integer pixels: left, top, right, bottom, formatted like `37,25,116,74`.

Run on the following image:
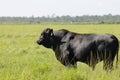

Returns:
0,14,120,24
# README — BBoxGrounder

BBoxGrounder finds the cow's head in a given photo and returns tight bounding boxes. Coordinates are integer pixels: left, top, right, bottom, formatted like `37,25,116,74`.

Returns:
37,28,54,48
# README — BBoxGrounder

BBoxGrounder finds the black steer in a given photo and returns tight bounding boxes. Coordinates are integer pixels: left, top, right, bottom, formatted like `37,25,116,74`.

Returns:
37,28,119,70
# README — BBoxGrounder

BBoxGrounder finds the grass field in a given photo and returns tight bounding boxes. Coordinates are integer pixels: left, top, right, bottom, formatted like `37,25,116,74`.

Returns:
0,24,120,80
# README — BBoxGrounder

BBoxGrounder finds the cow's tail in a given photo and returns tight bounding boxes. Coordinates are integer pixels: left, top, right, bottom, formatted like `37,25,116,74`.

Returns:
116,47,119,68
111,35,119,69
115,39,119,68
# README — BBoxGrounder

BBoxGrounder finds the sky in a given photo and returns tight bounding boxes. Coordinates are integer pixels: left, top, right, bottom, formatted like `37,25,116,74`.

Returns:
0,0,120,17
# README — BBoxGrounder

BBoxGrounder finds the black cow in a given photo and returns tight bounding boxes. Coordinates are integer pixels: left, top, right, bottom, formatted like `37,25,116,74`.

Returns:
37,28,119,70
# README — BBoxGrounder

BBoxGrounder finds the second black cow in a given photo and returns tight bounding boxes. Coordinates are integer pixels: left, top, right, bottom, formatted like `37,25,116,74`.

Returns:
37,28,119,70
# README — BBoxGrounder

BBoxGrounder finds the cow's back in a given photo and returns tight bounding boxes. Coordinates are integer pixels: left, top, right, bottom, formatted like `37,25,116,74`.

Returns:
69,34,119,62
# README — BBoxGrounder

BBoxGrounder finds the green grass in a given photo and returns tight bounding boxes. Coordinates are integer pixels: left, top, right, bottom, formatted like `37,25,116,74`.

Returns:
0,24,120,80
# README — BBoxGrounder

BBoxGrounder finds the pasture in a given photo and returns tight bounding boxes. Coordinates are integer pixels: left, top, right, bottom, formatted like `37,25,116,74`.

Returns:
0,24,120,80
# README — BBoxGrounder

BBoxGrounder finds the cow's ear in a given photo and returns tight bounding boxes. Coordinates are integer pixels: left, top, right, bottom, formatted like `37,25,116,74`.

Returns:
50,29,54,36
50,29,53,33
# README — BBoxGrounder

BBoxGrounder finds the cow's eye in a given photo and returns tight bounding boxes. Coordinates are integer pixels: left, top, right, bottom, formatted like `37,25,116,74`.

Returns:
44,33,48,37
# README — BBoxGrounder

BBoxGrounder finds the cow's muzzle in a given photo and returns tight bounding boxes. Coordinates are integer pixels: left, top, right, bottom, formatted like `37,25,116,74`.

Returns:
36,40,42,45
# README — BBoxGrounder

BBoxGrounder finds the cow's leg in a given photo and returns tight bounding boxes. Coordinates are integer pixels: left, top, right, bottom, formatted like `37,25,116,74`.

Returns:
61,56,69,66
103,53,114,71
69,60,77,68
61,49,71,66
61,42,78,68
86,58,96,70
103,60,113,71
88,51,97,70
88,62,96,70
62,57,77,68
62,50,77,68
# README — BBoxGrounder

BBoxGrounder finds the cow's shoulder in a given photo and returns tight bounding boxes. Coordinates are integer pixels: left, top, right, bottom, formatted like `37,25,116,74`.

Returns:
53,29,69,37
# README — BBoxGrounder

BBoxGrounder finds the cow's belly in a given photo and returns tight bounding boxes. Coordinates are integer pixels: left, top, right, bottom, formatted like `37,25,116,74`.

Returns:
71,40,97,62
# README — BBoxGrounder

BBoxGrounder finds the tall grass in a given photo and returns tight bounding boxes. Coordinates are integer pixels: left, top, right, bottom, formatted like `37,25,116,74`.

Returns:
0,24,120,80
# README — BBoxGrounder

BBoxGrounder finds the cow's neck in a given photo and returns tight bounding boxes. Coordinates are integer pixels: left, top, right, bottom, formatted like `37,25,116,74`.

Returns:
51,35,61,51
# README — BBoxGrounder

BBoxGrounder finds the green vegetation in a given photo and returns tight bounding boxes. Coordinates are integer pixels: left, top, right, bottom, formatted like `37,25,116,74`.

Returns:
0,24,120,80
0,14,120,24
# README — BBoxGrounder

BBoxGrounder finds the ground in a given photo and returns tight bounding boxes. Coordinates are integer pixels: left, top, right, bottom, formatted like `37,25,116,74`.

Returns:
0,24,120,80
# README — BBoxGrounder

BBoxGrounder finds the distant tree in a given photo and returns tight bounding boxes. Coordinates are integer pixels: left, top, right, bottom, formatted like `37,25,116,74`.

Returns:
0,14,120,24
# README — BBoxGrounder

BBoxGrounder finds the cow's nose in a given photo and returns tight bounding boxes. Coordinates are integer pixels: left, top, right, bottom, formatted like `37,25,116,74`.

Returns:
36,40,40,44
